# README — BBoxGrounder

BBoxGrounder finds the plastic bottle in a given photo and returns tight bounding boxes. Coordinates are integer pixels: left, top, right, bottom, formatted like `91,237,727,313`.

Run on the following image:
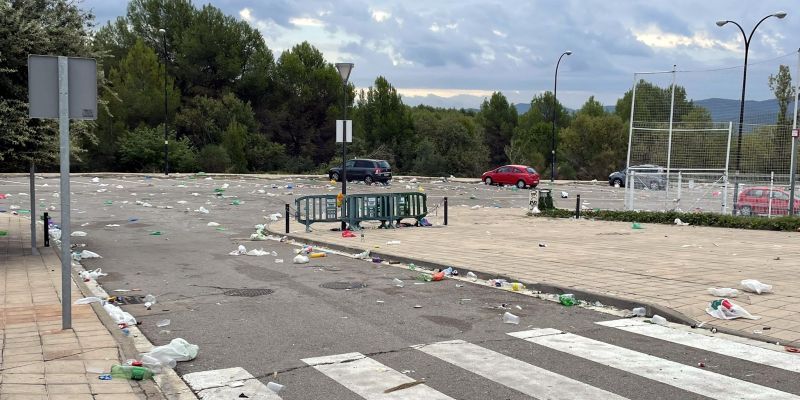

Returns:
267,382,284,393
110,365,154,381
559,294,575,306
651,315,668,326
632,307,646,317
466,272,477,282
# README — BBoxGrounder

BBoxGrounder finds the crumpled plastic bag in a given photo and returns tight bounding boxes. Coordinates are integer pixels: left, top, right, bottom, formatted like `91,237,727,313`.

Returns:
250,233,267,241
207,222,220,227
79,268,107,280
80,250,102,259
140,338,198,371
355,250,370,259
705,298,759,320
293,254,309,264
71,231,87,237
246,248,269,256
707,287,740,297
229,245,247,256
740,279,772,294
674,218,689,226
74,297,103,305
103,303,137,325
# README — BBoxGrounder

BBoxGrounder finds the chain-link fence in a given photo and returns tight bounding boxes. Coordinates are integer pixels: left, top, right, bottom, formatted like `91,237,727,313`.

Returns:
625,51,800,216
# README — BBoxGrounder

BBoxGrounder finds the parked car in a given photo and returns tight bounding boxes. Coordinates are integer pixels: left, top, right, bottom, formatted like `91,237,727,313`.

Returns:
481,165,540,189
608,164,666,190
328,159,392,185
736,186,800,216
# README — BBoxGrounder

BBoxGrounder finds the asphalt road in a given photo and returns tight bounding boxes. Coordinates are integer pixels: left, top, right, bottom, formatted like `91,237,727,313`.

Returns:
2,174,799,399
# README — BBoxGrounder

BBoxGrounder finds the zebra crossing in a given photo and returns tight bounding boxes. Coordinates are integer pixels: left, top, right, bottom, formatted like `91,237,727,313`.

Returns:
206,319,800,399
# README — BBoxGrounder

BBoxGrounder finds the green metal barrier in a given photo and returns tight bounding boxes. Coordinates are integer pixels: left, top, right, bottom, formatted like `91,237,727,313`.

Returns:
295,194,340,232
294,192,428,230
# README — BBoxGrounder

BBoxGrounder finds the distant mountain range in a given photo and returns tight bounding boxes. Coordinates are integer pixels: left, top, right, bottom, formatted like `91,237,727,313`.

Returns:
513,98,797,124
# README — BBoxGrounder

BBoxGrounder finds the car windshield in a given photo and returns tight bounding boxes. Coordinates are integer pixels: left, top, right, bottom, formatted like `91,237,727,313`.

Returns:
526,167,536,174
377,161,390,168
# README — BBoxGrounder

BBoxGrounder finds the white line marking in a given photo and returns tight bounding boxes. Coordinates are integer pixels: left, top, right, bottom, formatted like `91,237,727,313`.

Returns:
183,367,283,399
508,329,800,400
302,352,454,399
597,319,800,374
417,340,629,399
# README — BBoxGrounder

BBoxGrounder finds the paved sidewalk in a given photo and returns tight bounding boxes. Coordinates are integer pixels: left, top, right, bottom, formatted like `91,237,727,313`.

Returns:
284,206,800,346
1,214,146,399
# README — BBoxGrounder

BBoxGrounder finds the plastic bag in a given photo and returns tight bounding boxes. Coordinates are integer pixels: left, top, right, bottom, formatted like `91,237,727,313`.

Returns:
229,245,247,256
79,268,107,280
705,298,760,320
708,287,740,297
355,250,370,259
740,279,772,294
293,254,309,264
71,231,88,237
103,303,137,325
246,249,269,256
74,297,103,305
140,338,198,371
80,250,102,259
674,218,689,226
207,222,220,227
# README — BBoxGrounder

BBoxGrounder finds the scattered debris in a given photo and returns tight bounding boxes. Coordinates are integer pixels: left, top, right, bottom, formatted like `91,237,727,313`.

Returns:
293,254,309,264
392,278,404,288
560,191,569,198
740,279,772,294
707,288,740,297
651,315,668,326
503,312,520,325
559,294,575,307
706,298,760,320
156,319,171,328
538,243,547,247
384,381,424,394
71,231,87,237
631,307,646,317
631,222,643,230
207,222,220,227
674,218,689,226
229,245,248,256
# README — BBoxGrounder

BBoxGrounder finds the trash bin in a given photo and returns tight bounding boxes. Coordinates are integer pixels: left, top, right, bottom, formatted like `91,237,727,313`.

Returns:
538,189,554,210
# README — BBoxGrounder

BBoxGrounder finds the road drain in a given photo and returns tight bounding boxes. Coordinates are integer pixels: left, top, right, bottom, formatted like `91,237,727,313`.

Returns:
320,281,367,290
223,288,274,297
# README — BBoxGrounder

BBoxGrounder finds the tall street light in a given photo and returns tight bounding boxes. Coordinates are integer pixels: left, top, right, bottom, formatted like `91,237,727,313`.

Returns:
551,50,572,183
335,62,354,231
716,11,786,213
159,28,169,176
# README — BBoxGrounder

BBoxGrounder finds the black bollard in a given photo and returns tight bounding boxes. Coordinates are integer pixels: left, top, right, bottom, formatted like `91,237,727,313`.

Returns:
575,194,581,219
285,203,290,234
43,212,50,247
444,197,448,226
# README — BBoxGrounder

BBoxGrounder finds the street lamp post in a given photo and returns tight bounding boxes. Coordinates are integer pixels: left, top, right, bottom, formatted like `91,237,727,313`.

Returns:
551,50,572,183
335,62,354,231
158,28,169,176
716,11,787,214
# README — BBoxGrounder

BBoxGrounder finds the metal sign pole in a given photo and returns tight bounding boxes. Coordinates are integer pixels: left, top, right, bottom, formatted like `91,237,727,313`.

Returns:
789,48,800,215
58,56,72,330
29,161,38,255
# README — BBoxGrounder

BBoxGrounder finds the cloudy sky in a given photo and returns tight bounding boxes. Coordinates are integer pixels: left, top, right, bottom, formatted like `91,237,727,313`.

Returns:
84,0,799,109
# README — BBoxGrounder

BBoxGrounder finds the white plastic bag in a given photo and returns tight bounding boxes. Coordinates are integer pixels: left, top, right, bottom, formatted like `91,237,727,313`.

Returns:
246,248,269,256
103,303,137,325
79,268,107,280
293,254,309,264
207,222,220,227
80,250,102,259
707,287,740,297
71,231,87,237
705,298,759,320
355,250,370,259
674,218,689,226
740,279,772,294
141,338,198,370
229,245,247,256
74,297,103,305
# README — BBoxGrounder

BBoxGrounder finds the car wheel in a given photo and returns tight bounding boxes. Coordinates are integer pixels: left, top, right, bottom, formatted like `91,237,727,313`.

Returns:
364,175,374,185
331,172,340,182
484,177,493,186
531,184,538,189
612,178,623,187
516,180,526,189
649,181,659,190
739,205,752,216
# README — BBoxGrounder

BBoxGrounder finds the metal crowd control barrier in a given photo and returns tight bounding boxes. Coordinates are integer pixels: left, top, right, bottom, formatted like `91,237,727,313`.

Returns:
295,194,341,232
294,192,428,231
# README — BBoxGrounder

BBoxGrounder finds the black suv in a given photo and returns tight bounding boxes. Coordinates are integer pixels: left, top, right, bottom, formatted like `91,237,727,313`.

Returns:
328,159,392,184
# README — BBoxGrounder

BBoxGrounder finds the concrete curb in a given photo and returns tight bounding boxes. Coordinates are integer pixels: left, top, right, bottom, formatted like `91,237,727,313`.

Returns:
267,227,799,348
52,245,198,399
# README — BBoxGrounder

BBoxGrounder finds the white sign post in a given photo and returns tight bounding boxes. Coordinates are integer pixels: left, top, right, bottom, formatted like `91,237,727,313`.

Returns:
28,55,97,330
336,119,352,143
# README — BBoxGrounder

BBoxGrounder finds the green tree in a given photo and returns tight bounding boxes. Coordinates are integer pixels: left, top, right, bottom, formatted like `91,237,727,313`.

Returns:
197,144,230,173
505,92,569,174
353,76,415,171
222,119,248,173
615,80,694,123
560,98,627,179
410,107,488,176
768,64,795,126
579,96,605,117
476,92,518,166
0,0,97,171
174,93,257,148
267,42,348,170
117,125,196,172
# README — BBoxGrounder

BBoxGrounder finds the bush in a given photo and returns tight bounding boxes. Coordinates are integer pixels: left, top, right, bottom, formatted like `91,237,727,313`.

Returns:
117,125,197,172
197,145,231,173
536,208,800,231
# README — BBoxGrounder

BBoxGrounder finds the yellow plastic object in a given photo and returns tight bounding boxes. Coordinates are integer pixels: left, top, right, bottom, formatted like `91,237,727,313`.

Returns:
309,252,326,258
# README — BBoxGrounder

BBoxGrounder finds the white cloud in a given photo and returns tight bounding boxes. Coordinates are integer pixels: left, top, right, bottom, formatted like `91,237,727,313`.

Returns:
429,23,440,32
371,9,391,22
492,29,507,38
239,8,253,22
289,17,325,27
430,22,457,33
632,25,738,52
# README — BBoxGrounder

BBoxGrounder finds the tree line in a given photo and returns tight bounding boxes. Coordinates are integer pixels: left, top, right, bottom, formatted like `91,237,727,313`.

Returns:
1,0,793,178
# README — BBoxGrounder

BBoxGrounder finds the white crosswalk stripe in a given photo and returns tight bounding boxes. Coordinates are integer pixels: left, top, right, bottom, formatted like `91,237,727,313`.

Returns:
508,328,800,400
597,318,800,374
302,352,455,399
416,339,630,400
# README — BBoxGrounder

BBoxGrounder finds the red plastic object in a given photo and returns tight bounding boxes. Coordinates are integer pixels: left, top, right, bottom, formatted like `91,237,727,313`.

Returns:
721,299,733,309
342,230,356,238
432,271,445,281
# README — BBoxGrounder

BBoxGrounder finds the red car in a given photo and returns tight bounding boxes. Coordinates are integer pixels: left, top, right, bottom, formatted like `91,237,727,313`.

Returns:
737,186,800,216
482,165,540,189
